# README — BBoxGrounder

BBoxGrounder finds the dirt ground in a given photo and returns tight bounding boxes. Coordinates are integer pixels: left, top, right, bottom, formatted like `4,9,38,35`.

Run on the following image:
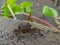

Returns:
0,17,60,45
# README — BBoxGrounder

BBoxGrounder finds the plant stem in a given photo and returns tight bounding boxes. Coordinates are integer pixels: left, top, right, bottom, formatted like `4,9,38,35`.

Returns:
24,13,56,28
28,13,31,20
7,4,17,20
42,14,46,20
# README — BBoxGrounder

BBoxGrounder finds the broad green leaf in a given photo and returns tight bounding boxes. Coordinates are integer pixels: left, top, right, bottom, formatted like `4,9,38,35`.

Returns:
20,1,33,8
12,4,24,15
42,6,58,18
7,0,17,7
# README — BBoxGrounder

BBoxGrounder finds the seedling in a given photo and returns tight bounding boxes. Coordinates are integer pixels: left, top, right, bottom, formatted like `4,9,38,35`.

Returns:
0,0,59,28
1,1,34,20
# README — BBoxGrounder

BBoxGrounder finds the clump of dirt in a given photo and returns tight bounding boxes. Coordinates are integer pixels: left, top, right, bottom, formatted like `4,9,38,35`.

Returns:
13,22,46,37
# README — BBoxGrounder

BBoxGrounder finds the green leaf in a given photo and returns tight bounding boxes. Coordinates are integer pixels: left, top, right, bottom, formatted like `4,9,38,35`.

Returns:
20,1,34,14
29,10,35,14
2,0,18,16
26,6,35,14
2,4,24,18
7,0,17,7
2,6,11,17
12,4,24,15
26,6,31,13
20,1,33,8
42,6,58,18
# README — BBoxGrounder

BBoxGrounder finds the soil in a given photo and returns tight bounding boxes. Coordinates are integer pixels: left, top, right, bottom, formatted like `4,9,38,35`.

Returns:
0,20,60,45
14,22,43,36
